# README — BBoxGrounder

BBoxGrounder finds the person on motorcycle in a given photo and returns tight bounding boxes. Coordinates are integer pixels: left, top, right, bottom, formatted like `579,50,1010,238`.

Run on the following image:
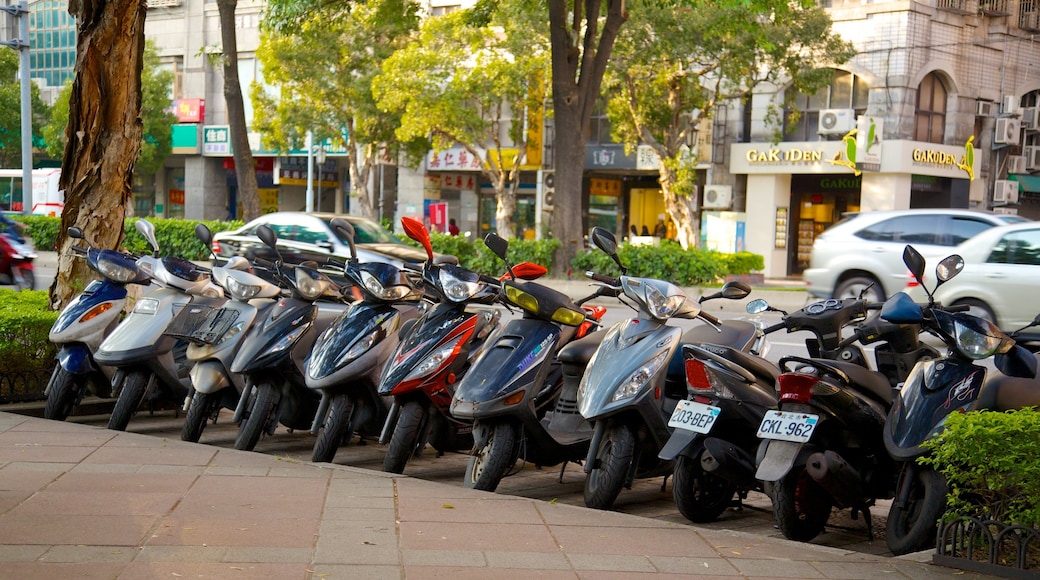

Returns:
0,213,27,244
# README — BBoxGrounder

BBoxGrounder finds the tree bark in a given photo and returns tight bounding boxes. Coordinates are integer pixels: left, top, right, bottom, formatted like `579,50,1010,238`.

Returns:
50,0,147,310
218,0,260,222
657,164,699,249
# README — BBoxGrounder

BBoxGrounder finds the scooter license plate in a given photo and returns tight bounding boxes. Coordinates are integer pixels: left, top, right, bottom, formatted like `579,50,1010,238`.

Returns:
756,410,818,443
667,399,721,434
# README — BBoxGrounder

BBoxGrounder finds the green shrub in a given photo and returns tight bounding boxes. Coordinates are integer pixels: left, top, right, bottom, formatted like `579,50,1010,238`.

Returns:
920,408,1040,527
570,239,756,286
413,232,562,276
0,289,58,375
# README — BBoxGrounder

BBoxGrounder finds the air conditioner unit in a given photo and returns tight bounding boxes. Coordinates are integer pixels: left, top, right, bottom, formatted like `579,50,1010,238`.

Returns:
993,207,1019,215
976,100,996,117
994,179,1020,204
995,117,1022,145
817,109,856,135
702,185,733,209
1003,95,1020,115
1008,155,1028,174
1027,146,1040,171
1023,106,1040,130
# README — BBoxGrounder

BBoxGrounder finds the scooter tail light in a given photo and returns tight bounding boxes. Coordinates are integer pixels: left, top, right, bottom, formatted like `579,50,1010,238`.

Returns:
777,372,817,404
685,358,713,392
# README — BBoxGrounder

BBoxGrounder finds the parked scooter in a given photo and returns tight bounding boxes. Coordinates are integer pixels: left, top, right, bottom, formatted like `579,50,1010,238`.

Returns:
450,233,609,492
378,217,522,474
94,220,224,431
44,227,151,420
179,224,280,443
575,227,758,510
305,218,422,463
879,245,1040,554
230,224,347,451
659,287,938,523
0,229,36,290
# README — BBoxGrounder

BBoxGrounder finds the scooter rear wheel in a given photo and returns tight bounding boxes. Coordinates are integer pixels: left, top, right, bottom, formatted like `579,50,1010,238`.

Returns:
44,367,83,421
383,400,429,474
312,393,355,463
235,383,279,451
464,421,518,492
583,424,635,510
886,465,946,555
772,465,832,542
672,454,737,523
182,391,221,443
107,370,150,431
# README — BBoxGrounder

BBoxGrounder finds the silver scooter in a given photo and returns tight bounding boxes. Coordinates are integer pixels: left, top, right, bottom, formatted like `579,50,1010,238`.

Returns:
94,219,224,431
178,224,280,443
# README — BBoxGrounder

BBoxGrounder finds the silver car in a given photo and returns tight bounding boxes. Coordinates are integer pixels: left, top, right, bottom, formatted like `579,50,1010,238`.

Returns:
803,209,1028,302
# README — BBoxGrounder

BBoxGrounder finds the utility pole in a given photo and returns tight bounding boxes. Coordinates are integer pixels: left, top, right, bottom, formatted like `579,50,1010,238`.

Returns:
1,1,31,215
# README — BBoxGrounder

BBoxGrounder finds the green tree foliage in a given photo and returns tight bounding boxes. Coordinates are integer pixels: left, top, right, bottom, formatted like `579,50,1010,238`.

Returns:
604,0,855,248
252,0,422,220
42,41,174,178
0,49,50,168
373,4,549,238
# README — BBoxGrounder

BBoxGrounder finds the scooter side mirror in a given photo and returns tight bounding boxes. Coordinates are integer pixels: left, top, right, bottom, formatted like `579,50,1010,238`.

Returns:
135,219,159,255
590,226,626,274
401,216,434,261
194,223,213,248
511,261,548,280
484,232,509,261
720,281,751,300
329,217,358,263
902,245,927,286
257,224,278,251
935,254,964,287
746,298,769,314
68,226,84,240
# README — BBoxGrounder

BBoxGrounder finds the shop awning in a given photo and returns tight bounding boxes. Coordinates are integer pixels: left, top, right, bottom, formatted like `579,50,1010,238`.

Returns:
1010,174,1040,193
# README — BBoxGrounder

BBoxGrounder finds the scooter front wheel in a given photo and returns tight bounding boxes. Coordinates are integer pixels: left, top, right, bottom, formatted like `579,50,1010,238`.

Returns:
772,465,833,542
107,370,150,431
672,454,736,523
235,383,279,451
182,391,221,443
464,421,518,492
383,400,429,474
13,266,33,291
583,424,635,510
44,367,84,421
886,465,946,555
312,393,355,463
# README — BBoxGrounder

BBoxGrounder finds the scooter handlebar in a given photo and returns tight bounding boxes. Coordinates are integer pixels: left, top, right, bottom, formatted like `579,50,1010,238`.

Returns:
585,271,619,286
699,310,722,326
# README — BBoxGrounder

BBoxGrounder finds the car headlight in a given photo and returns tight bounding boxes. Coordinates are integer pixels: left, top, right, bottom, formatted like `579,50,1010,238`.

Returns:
225,275,261,301
952,317,1014,359
611,350,669,402
296,267,331,301
645,283,685,320
403,336,466,382
439,269,482,302
361,270,413,301
133,297,159,315
98,255,139,283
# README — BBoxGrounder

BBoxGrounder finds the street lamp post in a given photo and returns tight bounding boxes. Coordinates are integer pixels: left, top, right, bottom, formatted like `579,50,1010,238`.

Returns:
315,146,325,213
305,131,314,212
1,2,32,215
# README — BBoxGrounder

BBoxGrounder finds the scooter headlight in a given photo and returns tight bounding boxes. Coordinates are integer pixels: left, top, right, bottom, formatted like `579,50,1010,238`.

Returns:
133,297,160,315
296,267,332,301
645,284,684,320
951,317,1014,359
403,336,465,382
97,255,139,283
225,275,262,301
268,323,310,355
439,269,481,302
612,350,669,402
361,270,414,301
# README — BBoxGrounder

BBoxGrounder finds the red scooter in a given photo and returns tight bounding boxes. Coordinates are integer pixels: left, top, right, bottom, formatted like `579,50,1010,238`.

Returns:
0,230,36,291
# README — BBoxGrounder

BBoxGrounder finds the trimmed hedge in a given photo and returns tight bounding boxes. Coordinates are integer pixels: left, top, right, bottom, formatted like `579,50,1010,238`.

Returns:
570,239,765,286
0,290,58,402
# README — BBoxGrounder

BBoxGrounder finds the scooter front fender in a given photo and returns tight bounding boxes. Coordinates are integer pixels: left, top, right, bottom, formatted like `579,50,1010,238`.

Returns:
189,359,239,395
56,343,97,376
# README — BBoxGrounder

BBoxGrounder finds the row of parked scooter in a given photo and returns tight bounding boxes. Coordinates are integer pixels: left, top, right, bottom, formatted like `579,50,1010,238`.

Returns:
40,217,1040,557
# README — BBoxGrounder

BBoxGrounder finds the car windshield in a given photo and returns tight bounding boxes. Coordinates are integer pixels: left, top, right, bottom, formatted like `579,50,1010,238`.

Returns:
322,217,403,245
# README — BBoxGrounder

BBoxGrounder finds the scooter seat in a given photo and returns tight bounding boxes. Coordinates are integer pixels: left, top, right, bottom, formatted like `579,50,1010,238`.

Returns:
558,330,606,365
821,359,893,406
682,320,759,353
713,346,780,385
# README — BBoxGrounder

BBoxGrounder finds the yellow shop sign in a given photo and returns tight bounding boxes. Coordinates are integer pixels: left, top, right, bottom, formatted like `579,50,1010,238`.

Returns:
745,148,824,163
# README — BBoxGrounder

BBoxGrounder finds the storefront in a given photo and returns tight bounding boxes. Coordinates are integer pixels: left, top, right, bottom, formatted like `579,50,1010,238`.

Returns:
732,135,978,278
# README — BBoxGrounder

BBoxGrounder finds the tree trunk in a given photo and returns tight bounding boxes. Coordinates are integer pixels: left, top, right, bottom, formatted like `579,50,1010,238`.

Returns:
493,180,517,240
658,165,699,249
347,134,375,220
218,0,260,222
50,0,147,310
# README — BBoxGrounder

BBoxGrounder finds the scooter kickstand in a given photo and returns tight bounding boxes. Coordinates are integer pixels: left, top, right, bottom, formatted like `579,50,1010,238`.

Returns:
660,475,669,493
558,462,567,483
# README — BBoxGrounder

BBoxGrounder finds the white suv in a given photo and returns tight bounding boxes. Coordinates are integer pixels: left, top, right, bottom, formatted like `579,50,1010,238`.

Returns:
803,209,1028,302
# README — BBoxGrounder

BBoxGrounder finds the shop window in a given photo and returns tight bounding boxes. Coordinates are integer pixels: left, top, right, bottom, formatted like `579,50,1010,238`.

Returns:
783,70,870,142
914,73,947,144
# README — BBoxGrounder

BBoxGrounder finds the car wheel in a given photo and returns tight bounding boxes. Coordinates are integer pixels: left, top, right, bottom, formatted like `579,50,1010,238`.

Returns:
834,276,884,303
953,299,997,326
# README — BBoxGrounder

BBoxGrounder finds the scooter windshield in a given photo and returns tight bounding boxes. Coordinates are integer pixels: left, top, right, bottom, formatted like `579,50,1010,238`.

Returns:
885,357,985,460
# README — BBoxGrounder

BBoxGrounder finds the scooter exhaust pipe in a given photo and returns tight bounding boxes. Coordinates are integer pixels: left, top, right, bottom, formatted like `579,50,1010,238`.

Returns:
805,450,863,508
700,437,758,489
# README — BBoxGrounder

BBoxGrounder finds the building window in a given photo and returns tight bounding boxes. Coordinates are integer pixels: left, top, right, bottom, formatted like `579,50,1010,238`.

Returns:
914,72,947,144
28,0,76,89
783,70,870,142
